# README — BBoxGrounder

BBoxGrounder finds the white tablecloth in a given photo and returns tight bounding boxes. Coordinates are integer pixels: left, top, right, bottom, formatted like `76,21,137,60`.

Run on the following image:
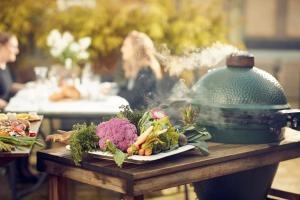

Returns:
5,83,129,116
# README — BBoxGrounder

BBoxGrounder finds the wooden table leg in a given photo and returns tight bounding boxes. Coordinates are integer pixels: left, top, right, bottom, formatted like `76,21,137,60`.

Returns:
48,175,68,200
122,194,144,200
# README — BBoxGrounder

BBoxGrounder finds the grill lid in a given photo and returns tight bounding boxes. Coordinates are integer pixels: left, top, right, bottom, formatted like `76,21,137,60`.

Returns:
191,53,289,110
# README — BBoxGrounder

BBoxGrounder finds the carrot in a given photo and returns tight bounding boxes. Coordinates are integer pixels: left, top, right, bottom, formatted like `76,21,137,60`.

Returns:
127,146,133,154
127,144,139,154
0,131,9,136
138,148,145,156
130,125,153,149
144,148,152,156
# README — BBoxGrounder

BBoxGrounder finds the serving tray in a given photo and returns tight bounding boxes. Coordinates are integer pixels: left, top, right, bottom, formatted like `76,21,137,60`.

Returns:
66,144,195,164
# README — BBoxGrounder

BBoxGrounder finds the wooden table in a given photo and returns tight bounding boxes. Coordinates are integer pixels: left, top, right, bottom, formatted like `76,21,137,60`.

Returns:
0,119,43,166
37,128,300,200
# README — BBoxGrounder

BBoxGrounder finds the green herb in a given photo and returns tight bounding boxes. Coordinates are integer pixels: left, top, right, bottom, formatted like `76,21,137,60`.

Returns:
69,123,98,166
117,105,144,133
0,140,15,152
105,140,127,167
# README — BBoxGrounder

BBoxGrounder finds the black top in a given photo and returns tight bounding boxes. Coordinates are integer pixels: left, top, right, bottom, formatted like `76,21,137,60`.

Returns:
0,67,13,100
118,67,157,110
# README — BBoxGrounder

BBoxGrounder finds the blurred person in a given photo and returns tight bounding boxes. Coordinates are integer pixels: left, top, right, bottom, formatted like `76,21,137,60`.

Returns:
0,32,24,110
0,32,34,183
118,30,163,109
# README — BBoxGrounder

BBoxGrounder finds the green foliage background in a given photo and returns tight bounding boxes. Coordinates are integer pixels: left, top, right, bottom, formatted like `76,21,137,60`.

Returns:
0,0,227,75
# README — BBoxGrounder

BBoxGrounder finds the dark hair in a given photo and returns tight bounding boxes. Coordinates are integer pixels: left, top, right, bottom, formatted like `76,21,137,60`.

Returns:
0,32,14,45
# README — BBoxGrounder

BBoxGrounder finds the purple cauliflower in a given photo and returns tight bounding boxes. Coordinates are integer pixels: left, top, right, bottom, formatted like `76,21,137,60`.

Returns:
96,118,138,152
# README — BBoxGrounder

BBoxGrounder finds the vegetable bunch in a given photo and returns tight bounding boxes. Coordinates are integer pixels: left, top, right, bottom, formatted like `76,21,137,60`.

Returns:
0,136,44,152
179,105,211,155
128,109,179,156
69,123,98,165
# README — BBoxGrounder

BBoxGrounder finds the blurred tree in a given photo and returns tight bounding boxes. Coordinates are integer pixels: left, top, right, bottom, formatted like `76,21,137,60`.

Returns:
0,0,228,78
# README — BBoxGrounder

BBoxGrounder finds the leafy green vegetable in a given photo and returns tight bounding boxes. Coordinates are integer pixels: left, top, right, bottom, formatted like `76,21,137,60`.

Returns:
182,125,211,155
117,105,144,134
69,123,98,166
105,140,127,167
189,141,209,156
145,116,180,154
138,110,154,134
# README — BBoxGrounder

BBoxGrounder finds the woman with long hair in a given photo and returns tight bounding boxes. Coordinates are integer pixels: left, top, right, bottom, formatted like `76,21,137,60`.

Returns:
118,30,162,109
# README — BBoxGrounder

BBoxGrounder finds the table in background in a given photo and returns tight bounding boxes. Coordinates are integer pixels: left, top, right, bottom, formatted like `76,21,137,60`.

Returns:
0,118,43,200
37,128,300,200
0,118,42,166
5,83,129,131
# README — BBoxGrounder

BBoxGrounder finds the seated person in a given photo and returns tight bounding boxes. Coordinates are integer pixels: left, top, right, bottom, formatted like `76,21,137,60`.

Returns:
0,32,24,110
0,32,34,182
117,31,163,110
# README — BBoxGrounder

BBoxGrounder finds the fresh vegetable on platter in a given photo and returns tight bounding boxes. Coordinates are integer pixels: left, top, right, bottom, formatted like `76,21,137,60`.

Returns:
179,105,211,155
47,105,211,167
69,123,98,165
96,118,138,152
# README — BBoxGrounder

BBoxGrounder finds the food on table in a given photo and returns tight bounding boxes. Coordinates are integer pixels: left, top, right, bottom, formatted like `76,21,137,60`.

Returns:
49,85,81,101
96,118,138,152
0,119,31,137
116,105,144,131
47,106,211,167
16,112,41,121
48,91,65,101
138,108,167,134
69,123,98,165
178,133,188,146
0,117,42,152
0,140,15,152
0,112,41,122
0,131,9,136
0,136,43,152
62,85,81,99
0,113,8,121
127,125,153,154
179,105,211,155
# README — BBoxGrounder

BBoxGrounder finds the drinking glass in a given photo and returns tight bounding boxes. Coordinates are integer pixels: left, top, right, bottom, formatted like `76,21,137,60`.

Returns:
34,66,48,83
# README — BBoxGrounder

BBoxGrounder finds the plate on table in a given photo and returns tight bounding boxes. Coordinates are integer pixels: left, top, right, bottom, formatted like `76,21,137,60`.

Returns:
66,144,195,164
16,113,42,122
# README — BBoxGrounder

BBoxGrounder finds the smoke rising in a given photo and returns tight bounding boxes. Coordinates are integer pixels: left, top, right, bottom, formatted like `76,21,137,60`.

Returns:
156,42,240,76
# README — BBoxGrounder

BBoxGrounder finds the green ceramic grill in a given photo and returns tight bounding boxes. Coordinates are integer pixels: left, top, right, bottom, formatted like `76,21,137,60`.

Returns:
191,53,300,144
192,53,300,200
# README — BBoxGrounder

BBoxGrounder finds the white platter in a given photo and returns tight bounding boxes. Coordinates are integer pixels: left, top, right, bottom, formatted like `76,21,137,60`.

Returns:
66,144,195,164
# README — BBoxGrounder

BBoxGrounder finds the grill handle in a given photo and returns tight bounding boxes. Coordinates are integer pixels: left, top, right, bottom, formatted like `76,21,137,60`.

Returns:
271,109,300,131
